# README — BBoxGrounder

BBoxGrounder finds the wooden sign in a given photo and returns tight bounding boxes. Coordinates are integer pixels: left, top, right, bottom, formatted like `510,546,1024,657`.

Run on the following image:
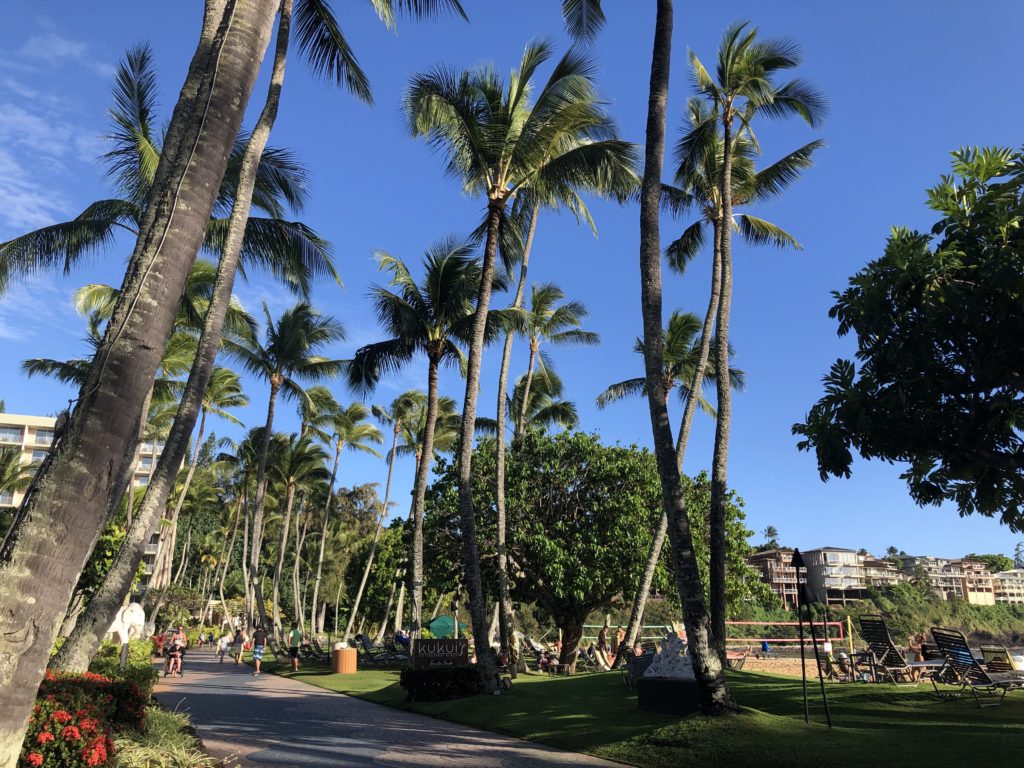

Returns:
412,638,469,669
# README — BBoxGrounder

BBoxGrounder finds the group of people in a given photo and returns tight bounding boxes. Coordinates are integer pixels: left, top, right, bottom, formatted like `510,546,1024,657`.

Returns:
154,621,308,678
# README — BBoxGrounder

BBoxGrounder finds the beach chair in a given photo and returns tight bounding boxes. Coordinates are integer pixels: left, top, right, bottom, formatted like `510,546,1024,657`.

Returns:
726,646,751,671
979,645,1022,674
858,615,914,684
622,653,655,690
930,627,1024,707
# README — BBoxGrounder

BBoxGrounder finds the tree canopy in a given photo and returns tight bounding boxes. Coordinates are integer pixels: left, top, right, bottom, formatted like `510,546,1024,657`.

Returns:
795,148,1024,530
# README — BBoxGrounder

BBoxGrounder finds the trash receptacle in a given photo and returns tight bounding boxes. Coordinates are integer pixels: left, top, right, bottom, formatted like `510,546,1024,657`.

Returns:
331,647,356,674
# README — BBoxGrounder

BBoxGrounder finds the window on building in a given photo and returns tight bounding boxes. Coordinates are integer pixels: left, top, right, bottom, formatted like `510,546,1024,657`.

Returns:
155,440,165,455
31,449,47,462
135,475,150,487
139,456,153,470
0,489,14,506
0,426,22,444
141,441,155,454
34,430,54,446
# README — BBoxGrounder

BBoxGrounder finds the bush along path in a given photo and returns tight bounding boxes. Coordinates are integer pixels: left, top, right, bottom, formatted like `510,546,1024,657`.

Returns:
152,650,618,767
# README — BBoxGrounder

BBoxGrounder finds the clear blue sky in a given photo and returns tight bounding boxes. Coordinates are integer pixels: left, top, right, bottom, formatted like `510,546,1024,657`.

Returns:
1,2,1021,559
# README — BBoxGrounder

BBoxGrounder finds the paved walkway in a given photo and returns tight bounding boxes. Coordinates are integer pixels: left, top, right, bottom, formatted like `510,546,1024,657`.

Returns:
153,652,621,768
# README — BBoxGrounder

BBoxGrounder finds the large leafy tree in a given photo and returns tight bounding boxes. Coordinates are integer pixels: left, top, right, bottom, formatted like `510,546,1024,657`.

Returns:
0,449,34,537
689,20,825,655
0,3,281,758
230,302,344,629
406,40,636,688
348,240,486,631
795,148,1024,530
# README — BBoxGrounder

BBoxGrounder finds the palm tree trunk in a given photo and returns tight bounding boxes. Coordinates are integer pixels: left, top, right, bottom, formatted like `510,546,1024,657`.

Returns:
493,203,539,668
344,421,400,643
410,358,442,632
242,488,252,625
218,497,240,626
710,115,735,662
393,577,406,632
160,404,208,576
173,526,192,585
311,443,341,635
0,4,278,756
636,0,734,713
293,500,309,632
375,577,396,644
250,379,281,629
622,224,723,650
272,482,297,637
455,201,503,693
514,343,538,439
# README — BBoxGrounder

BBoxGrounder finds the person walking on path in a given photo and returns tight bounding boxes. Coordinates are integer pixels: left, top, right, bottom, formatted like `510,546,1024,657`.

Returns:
218,629,233,663
231,627,246,665
288,622,303,673
252,624,268,675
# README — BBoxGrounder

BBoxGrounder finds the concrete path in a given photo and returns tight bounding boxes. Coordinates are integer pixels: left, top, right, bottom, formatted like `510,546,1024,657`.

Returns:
154,651,621,768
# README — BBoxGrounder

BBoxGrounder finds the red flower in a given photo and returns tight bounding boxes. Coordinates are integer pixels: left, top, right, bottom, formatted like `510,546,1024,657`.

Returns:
50,710,72,724
43,670,56,682
36,731,55,744
26,753,43,767
81,737,110,767
60,725,82,741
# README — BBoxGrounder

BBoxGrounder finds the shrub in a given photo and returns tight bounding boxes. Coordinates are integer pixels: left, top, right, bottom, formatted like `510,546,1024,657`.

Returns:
113,707,218,768
89,640,158,695
40,670,148,732
399,666,481,702
20,697,115,768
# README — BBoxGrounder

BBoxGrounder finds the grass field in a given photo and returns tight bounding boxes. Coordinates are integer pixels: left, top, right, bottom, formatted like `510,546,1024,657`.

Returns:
259,659,1023,767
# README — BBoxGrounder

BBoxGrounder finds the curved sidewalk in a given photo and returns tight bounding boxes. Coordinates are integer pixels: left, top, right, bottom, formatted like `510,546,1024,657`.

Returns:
153,652,621,768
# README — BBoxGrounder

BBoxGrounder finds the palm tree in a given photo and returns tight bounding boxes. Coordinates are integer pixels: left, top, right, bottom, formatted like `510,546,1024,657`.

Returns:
762,526,780,549
297,385,340,442
609,0,737,712
343,391,424,643
270,435,330,635
481,367,578,438
596,310,743,652
689,20,825,655
405,42,636,686
511,284,598,439
230,301,345,629
348,240,485,631
0,6,282,746
311,403,382,634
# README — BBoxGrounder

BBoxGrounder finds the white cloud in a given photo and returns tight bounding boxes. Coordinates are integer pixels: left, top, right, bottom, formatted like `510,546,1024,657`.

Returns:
0,148,71,231
0,277,78,342
17,32,113,78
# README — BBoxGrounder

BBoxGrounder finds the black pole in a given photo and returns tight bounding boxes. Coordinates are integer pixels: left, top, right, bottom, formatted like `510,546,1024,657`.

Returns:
791,550,809,724
806,600,833,728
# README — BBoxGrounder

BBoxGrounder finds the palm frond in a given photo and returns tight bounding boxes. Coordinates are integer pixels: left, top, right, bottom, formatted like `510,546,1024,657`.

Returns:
294,0,373,103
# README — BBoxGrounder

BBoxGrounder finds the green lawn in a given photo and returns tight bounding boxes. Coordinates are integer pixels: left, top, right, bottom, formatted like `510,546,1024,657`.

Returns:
259,660,1023,768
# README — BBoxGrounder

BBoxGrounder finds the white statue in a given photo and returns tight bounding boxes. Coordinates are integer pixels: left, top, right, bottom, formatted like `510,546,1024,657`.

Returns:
108,602,147,645
643,633,695,681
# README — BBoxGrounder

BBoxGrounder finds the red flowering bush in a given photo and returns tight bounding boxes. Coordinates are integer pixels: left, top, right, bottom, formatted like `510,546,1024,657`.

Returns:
19,699,114,768
18,669,149,766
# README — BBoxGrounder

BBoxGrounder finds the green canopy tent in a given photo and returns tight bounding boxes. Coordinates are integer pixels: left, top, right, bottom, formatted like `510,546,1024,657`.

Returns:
424,615,467,639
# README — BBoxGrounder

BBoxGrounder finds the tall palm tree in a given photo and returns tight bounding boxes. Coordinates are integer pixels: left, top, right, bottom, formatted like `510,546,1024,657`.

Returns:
343,390,424,643
607,0,737,711
0,6,282,749
311,403,382,634
512,284,598,439
230,301,345,629
406,42,636,685
348,240,486,631
689,20,825,655
297,385,340,442
596,310,743,651
270,435,330,635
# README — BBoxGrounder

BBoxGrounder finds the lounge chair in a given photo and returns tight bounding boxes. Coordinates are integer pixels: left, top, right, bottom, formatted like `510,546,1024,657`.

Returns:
979,645,1022,674
621,653,655,690
930,627,1024,707
725,646,751,671
859,615,914,684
